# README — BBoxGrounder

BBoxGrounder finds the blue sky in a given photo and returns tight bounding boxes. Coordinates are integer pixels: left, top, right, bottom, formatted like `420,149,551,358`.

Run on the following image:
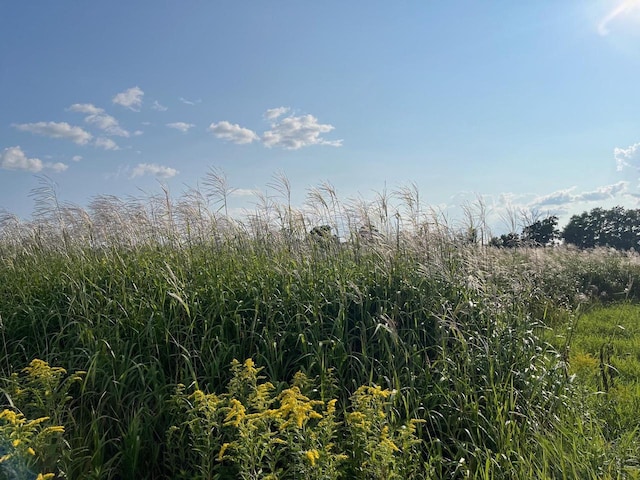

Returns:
2,1,640,233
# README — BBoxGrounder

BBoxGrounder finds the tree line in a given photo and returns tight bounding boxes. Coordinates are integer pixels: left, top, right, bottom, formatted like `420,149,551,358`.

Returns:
489,206,640,251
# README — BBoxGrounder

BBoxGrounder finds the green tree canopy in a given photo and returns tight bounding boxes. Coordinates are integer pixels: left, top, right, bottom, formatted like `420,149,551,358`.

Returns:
522,216,559,246
562,206,640,250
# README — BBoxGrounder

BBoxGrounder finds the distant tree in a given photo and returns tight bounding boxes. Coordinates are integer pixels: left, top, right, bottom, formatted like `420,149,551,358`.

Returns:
562,206,640,250
489,232,520,248
522,216,559,246
357,224,380,243
310,225,332,237
309,225,338,245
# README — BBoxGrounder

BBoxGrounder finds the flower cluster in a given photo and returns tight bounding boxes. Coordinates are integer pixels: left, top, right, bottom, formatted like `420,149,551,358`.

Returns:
167,358,425,480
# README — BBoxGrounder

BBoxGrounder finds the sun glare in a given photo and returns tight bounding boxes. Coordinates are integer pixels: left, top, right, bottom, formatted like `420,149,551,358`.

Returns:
598,0,640,35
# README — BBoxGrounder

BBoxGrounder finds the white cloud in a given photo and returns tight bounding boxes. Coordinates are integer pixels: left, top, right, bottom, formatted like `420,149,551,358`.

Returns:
130,163,179,179
530,188,577,207
46,162,69,173
615,142,640,171
262,112,342,150
166,122,195,132
264,107,290,120
574,181,628,202
208,108,342,149
14,121,93,145
151,100,168,111
133,130,144,136
598,0,640,35
1,146,43,172
72,155,83,162
0,146,69,173
208,121,259,144
68,103,129,137
179,97,201,105
231,188,258,197
68,103,102,115
112,86,144,111
530,182,628,207
95,137,120,150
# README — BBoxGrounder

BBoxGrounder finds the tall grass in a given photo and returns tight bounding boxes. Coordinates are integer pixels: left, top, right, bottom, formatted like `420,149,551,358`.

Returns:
1,175,639,478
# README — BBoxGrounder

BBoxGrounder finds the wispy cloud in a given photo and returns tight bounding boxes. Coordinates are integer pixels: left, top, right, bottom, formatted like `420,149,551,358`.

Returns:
598,0,640,35
95,137,120,150
264,107,290,120
262,110,342,150
179,97,201,106
1,146,68,173
151,100,168,111
530,188,577,207
208,121,259,144
530,182,628,207
615,142,640,171
72,155,83,162
112,86,144,111
13,121,93,145
575,182,628,202
130,163,179,179
166,122,195,133
231,188,259,197
68,103,129,137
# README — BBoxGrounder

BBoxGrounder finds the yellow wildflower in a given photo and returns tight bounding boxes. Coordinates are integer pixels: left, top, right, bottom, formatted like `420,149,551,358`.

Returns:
305,449,320,466
326,398,337,415
35,474,55,480
27,447,36,456
224,399,246,427
43,425,65,435
347,411,367,428
0,409,18,424
381,426,400,452
217,442,231,461
243,358,258,376
277,387,323,429
12,439,21,447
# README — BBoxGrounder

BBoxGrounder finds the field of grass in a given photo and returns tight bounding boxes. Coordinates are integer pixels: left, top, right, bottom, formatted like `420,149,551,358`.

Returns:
1,183,639,479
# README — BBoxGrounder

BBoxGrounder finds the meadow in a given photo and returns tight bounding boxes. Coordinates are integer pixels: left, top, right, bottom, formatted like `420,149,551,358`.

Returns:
0,178,639,479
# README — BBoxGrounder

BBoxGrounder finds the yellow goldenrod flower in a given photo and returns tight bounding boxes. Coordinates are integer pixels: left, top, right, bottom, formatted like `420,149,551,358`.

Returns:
191,389,205,403
304,449,320,466
224,399,246,427
326,398,337,415
276,387,323,429
217,442,231,461
347,411,367,427
35,474,55,480
42,425,65,435
243,358,258,375
0,409,19,424
27,447,36,456
12,439,21,447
